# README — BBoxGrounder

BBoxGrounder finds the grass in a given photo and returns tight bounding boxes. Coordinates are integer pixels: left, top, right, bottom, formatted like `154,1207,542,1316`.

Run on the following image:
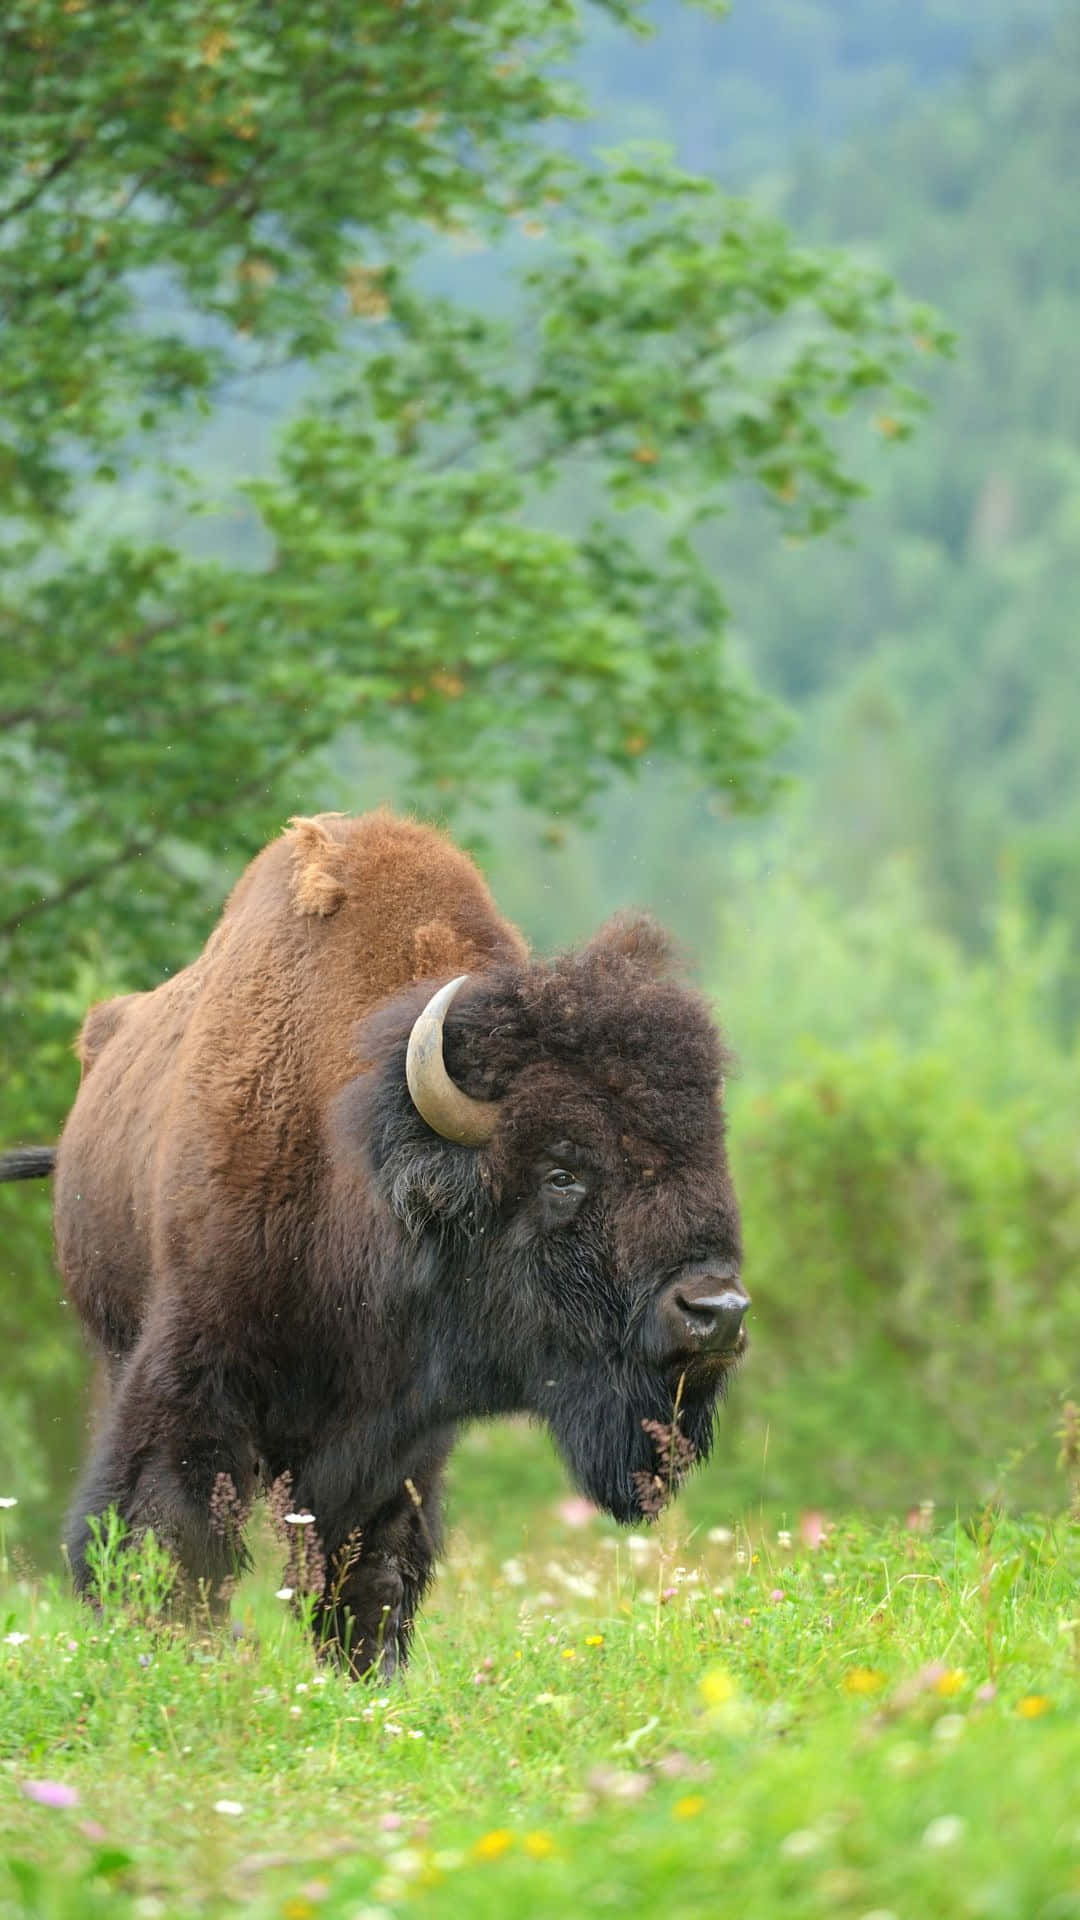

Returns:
0,1455,1078,1920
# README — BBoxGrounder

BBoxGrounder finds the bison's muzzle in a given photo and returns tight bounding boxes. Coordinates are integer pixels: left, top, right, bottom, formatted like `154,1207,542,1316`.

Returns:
655,1270,750,1363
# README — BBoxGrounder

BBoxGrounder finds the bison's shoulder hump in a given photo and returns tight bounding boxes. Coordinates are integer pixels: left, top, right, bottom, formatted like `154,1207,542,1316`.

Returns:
284,810,528,962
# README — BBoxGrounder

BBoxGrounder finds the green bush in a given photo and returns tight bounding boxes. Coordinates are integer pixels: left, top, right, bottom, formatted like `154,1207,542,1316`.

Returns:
724,1036,1080,1514
697,864,1079,1516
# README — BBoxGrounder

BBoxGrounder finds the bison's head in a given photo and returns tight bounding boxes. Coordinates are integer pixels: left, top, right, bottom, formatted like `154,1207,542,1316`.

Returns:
343,917,747,1523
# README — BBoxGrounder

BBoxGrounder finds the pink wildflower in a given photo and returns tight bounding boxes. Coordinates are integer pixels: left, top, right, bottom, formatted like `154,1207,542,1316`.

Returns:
23,1781,79,1809
798,1510,826,1549
557,1496,598,1530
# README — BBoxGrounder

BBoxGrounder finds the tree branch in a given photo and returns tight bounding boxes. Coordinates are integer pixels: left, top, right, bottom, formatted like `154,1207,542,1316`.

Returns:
0,139,89,229
0,726,337,945
0,835,152,940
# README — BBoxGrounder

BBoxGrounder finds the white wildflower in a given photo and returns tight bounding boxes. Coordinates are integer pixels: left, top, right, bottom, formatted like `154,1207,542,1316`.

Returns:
275,1586,294,1601
779,1829,823,1859
213,1799,244,1816
0,1497,17,1510
546,1564,598,1599
922,1815,965,1850
385,1848,423,1878
4,1632,29,1647
373,1881,405,1906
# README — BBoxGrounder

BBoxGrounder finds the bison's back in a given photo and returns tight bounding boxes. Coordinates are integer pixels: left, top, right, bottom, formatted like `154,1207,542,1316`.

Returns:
54,811,525,1356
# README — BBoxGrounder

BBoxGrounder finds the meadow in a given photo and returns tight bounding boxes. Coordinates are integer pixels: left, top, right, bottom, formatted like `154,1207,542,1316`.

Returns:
1,1423,1078,1920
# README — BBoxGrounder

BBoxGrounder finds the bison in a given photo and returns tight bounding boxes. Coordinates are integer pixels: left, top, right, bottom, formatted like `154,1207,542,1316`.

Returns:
0,810,747,1673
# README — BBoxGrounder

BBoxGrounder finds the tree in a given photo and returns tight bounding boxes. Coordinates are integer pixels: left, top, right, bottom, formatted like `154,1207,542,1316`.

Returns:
0,0,946,988
0,0,944,1541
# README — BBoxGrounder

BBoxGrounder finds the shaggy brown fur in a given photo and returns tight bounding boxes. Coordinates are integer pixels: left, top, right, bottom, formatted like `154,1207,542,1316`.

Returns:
9,809,746,1675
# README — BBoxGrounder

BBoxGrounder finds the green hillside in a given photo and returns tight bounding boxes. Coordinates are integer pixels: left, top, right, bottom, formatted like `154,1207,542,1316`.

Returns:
727,7,1080,964
483,4,1080,993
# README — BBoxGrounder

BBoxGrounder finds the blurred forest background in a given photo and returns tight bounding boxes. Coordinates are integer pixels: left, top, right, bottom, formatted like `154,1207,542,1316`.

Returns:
2,0,1077,1561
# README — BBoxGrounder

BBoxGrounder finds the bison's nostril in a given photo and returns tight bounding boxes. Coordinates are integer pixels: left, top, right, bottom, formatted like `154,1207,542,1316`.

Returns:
673,1288,747,1352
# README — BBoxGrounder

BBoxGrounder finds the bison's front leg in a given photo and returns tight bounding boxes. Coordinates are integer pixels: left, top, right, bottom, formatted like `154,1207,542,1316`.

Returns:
296,1452,449,1679
314,1550,408,1679
65,1327,258,1611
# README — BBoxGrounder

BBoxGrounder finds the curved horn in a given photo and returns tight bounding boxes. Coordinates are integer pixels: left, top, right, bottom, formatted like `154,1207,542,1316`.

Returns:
405,975,499,1146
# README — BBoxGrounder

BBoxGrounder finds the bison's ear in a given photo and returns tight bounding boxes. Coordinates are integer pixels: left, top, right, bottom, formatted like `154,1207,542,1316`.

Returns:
75,992,142,1079
387,1147,491,1241
412,919,474,979
584,912,677,977
288,814,348,918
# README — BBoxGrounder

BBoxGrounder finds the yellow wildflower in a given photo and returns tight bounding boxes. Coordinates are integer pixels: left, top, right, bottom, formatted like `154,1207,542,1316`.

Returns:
473,1829,514,1861
585,1635,605,1648
523,1831,556,1858
1016,1695,1052,1718
673,1795,706,1820
843,1667,886,1696
700,1667,735,1708
934,1670,967,1697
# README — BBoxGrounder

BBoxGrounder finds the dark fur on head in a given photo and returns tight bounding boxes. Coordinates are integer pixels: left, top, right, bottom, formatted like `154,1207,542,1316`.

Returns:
341,916,741,1522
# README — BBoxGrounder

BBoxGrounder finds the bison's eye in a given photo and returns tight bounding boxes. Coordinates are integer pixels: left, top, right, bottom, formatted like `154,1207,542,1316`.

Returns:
535,1149,589,1215
545,1167,580,1192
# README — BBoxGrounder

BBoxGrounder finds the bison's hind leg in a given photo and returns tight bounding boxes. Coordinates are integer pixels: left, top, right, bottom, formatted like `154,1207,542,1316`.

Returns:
65,1333,258,1619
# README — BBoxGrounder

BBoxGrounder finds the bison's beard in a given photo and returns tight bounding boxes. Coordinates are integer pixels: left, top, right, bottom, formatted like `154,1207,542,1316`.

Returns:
539,1360,725,1524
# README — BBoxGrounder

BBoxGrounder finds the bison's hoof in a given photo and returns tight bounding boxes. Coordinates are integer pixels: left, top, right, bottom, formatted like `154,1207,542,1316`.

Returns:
345,1563,406,1679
